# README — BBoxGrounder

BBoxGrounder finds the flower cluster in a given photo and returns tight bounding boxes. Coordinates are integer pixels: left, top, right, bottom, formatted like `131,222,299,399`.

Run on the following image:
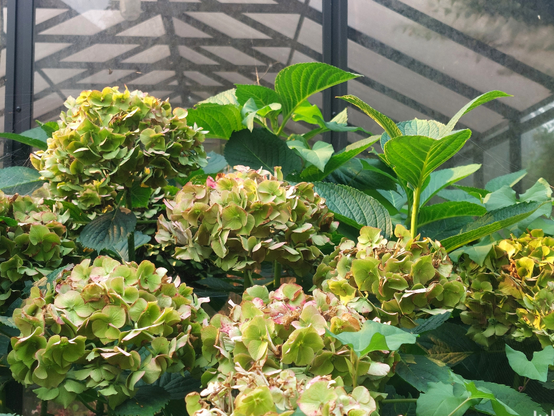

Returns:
31,87,207,211
8,257,208,408
459,229,554,347
314,225,466,327
156,166,336,276
0,191,75,309
186,283,399,415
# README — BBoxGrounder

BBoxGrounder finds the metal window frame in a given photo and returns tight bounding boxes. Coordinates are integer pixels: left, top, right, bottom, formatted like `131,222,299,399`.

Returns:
4,0,35,167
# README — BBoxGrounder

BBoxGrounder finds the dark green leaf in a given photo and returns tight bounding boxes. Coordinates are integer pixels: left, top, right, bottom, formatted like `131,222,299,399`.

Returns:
37,120,59,138
203,151,228,174
327,320,417,357
323,158,397,192
384,130,472,189
416,381,474,416
153,372,201,401
0,129,48,151
455,185,490,199
130,182,152,209
300,136,379,181
187,103,244,139
446,91,512,133
51,200,90,222
339,95,402,140
506,345,554,382
441,201,544,252
275,63,359,122
418,202,487,227
114,386,171,416
420,164,482,206
473,381,546,416
485,169,527,192
224,129,302,178
41,265,72,288
0,166,44,195
197,277,241,292
0,216,17,226
113,230,151,261
79,208,137,253
314,182,393,238
396,354,453,393
235,84,281,107
408,311,452,334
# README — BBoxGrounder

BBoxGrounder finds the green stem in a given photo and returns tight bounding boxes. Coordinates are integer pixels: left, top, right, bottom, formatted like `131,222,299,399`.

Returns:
273,261,282,289
40,400,48,416
96,400,105,416
410,186,421,239
244,270,254,289
447,398,471,416
350,349,358,389
381,399,418,404
275,115,290,137
78,398,97,414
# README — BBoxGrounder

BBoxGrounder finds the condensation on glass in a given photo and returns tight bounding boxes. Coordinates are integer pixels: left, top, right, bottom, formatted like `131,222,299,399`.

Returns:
32,0,324,152
347,0,554,187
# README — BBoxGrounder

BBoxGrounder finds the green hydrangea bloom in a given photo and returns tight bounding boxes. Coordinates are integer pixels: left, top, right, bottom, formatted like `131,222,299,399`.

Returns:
459,229,554,347
313,225,465,328
156,166,336,276
8,256,209,409
31,87,207,211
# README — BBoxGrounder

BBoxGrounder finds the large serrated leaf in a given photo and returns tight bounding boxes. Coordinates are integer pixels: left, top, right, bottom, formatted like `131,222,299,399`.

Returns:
197,88,238,105
0,166,44,195
300,136,379,181
339,95,402,140
324,158,397,192
314,182,393,238
420,164,482,206
418,201,487,227
79,208,137,253
485,169,527,192
235,84,281,107
396,355,453,393
446,90,512,133
224,129,302,177
407,311,452,334
153,372,201,401
275,63,359,122
130,182,152,209
384,130,472,189
187,103,244,139
380,119,449,148
114,386,171,416
203,151,228,174
113,230,151,261
0,128,48,150
441,201,544,252
473,381,547,416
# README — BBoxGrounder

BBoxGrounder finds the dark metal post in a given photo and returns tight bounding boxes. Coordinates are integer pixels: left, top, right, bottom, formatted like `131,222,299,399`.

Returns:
323,0,348,151
509,120,522,194
4,0,35,166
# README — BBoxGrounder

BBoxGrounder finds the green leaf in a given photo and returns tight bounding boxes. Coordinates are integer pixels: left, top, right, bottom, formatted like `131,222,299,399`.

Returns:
418,202,487,227
52,200,90,222
339,95,402,140
130,182,152,209
315,108,373,136
113,230,151,261
187,103,244,139
472,381,546,416
409,311,452,334
197,277,241,292
384,130,472,189
300,137,380,181
79,208,137,253
114,385,171,416
446,91,512,133
41,265,72,288
0,216,17,226
485,169,527,192
197,88,238,105
449,238,494,266
289,140,334,172
203,151,228,174
505,345,554,382
323,158,397,192
0,166,44,195
396,355,453,393
455,185,490,200
440,201,544,252
483,186,517,211
153,372,200,401
314,182,393,238
327,320,417,357
420,164,482,206
416,381,474,416
36,120,59,138
235,84,281,107
224,129,302,178
275,63,359,123
0,129,48,150
381,119,450,148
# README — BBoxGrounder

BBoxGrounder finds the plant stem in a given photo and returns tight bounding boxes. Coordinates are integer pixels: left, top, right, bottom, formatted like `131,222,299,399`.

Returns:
275,115,290,137
381,398,418,404
244,269,254,289
447,398,471,416
78,398,97,414
40,400,48,416
273,261,282,289
96,400,105,416
410,186,421,239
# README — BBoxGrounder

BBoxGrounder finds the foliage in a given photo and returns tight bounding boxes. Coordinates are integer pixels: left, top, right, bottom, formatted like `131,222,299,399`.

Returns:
186,283,416,415
314,225,465,327
7,257,208,409
0,191,75,310
30,87,207,211
156,166,336,284
459,229,554,348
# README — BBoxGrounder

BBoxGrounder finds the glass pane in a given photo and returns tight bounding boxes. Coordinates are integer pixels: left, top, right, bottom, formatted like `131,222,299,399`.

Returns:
347,0,554,186
33,0,323,152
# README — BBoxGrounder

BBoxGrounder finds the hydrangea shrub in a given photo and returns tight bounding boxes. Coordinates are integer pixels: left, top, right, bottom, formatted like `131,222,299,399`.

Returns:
7,256,209,408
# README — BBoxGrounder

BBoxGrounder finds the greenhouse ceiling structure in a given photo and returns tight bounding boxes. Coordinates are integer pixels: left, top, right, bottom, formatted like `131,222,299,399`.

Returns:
1,0,553,188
